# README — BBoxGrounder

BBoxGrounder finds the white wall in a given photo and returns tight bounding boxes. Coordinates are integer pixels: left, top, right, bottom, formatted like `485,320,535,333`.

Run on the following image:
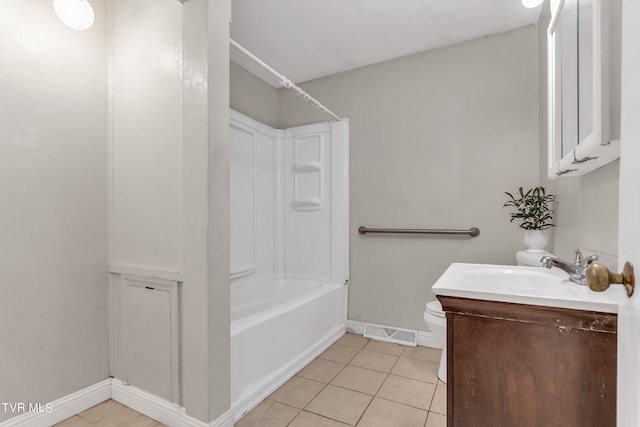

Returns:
0,0,109,422
108,0,182,383
110,0,232,422
109,0,183,270
230,62,279,128
277,25,540,331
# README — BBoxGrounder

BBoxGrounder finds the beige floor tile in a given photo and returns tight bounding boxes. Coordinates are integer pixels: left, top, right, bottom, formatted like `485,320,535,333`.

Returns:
253,402,300,427
55,401,163,427
429,381,447,415
401,346,442,363
235,399,276,427
336,333,369,349
78,400,132,423
349,350,398,373
305,384,372,425
298,358,346,383
270,376,325,409
425,411,447,427
330,365,387,395
390,357,439,383
289,411,351,427
363,340,405,356
357,397,427,427
376,375,436,410
121,414,163,427
319,344,361,364
53,415,93,427
79,400,157,427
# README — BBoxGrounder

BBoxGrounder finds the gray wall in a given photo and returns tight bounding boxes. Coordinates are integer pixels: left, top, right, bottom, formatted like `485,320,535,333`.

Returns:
537,2,620,261
277,26,541,331
230,62,279,128
0,0,109,421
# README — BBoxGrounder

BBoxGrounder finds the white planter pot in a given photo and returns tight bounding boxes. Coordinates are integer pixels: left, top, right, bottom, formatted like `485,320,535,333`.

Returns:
523,230,549,253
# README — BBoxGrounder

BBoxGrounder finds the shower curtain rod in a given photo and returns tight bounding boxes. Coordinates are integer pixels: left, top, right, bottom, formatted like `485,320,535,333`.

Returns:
230,39,342,121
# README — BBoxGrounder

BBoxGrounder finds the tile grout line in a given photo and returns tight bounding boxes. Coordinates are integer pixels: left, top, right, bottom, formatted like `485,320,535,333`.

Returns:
273,335,445,426
353,338,396,426
301,337,372,426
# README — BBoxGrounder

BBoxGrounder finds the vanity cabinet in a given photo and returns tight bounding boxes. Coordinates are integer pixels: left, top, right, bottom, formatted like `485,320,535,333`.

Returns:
438,296,616,427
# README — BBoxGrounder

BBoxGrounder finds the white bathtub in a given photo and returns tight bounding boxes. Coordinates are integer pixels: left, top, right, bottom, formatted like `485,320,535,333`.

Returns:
230,279,346,420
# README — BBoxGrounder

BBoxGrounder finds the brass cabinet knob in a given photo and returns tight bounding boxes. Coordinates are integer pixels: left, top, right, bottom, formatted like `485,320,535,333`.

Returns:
586,262,635,297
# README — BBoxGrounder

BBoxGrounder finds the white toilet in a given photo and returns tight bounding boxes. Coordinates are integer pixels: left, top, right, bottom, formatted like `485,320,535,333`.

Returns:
423,300,447,383
424,249,556,384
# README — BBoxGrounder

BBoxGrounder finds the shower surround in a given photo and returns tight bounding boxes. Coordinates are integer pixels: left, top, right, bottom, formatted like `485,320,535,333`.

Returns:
228,110,349,420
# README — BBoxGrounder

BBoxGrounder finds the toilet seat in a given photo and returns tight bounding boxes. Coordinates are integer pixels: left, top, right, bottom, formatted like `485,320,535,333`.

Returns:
425,300,445,318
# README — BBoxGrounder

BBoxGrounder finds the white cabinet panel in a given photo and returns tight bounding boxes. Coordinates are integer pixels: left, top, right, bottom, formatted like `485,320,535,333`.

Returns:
127,285,172,401
113,274,180,403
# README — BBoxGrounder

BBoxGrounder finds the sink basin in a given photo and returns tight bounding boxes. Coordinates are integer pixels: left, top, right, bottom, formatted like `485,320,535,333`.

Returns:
432,263,624,313
464,267,563,291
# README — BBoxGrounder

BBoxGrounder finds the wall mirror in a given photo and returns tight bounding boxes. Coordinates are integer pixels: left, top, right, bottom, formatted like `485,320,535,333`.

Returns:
547,0,621,179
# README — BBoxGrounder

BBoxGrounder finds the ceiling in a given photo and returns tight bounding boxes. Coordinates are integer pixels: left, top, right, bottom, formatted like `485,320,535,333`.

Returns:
230,0,542,88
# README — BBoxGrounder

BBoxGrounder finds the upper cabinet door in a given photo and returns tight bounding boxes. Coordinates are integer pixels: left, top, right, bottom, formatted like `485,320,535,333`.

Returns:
547,0,621,179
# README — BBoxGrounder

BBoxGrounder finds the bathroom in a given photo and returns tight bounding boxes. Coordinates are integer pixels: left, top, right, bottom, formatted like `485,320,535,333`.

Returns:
1,0,640,426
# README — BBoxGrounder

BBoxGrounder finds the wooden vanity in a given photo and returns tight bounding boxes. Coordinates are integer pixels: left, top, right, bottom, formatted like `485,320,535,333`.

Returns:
438,296,617,427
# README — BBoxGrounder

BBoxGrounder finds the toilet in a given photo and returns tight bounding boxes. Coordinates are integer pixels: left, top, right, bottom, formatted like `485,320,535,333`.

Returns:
424,300,447,383
424,249,556,384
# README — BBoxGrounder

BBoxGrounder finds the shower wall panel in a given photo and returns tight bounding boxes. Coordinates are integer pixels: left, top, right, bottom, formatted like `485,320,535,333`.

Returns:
229,110,349,286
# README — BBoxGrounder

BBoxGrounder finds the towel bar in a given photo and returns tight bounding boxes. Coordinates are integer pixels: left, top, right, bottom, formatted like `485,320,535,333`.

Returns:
358,226,480,237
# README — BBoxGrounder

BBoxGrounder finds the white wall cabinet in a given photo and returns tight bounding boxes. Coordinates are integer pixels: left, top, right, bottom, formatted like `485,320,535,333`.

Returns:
547,0,621,179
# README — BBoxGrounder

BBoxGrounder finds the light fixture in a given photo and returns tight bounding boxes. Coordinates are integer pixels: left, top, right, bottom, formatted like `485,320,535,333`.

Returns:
521,0,544,8
53,0,95,31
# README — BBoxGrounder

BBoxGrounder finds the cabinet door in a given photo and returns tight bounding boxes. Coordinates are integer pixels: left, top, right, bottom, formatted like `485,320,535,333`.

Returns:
442,298,616,427
126,284,173,401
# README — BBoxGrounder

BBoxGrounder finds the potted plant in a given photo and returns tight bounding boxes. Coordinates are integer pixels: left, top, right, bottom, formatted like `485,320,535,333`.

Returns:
504,186,555,252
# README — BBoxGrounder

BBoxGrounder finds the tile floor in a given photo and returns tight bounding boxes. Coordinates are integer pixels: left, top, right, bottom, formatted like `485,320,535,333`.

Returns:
53,399,165,426
53,334,445,427
236,333,446,427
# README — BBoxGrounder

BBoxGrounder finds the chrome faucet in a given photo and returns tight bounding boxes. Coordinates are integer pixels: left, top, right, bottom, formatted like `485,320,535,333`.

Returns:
540,249,598,285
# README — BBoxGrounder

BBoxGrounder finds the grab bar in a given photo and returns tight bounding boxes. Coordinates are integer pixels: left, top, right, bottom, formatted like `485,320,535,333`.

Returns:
358,226,480,237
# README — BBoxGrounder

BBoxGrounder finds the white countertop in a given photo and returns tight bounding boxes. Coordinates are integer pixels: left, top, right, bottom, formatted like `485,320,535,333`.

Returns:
432,263,626,314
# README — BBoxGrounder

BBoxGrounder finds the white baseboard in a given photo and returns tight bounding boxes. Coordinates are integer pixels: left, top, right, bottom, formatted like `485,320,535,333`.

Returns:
417,330,442,349
207,409,234,427
0,379,111,427
111,379,184,427
111,379,233,427
345,319,365,335
345,320,441,349
0,379,233,427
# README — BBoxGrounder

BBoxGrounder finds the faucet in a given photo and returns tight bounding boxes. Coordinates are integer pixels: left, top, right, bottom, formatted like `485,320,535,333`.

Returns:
540,249,598,285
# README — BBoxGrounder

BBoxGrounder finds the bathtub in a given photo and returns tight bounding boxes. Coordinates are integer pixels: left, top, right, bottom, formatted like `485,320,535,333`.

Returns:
230,278,347,420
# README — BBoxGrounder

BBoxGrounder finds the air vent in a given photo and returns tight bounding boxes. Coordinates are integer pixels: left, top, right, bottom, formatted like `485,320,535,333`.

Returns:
363,323,417,346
